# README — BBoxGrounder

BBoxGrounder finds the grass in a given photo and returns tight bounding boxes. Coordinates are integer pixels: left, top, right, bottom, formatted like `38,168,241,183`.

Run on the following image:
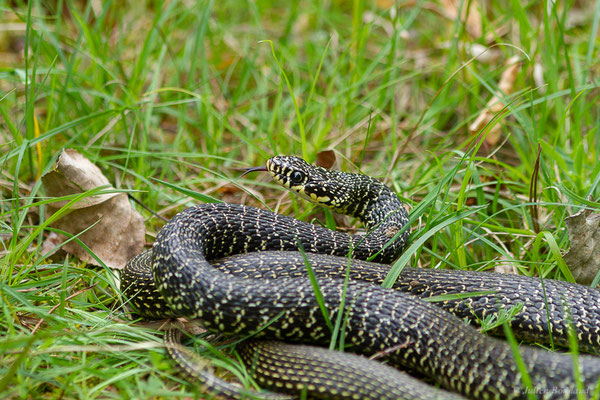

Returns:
1,0,600,398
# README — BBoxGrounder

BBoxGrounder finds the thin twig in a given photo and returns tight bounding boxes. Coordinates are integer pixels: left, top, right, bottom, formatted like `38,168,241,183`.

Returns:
31,283,98,334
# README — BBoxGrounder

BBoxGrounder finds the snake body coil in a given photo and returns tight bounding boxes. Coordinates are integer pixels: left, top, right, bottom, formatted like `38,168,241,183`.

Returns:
123,156,600,399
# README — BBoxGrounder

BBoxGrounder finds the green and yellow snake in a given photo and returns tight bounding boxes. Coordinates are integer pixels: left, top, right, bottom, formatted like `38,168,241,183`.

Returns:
122,155,600,399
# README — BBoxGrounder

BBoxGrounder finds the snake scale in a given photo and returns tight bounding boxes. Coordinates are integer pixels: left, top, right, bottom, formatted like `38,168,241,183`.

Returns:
122,155,600,399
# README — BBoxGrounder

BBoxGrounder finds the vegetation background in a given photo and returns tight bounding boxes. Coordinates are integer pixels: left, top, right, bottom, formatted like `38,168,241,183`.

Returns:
1,0,599,398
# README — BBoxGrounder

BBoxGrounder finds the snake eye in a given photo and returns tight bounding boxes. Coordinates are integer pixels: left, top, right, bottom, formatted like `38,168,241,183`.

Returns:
289,170,305,184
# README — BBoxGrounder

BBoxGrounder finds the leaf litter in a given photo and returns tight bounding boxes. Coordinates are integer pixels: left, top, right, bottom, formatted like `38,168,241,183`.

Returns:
41,149,145,270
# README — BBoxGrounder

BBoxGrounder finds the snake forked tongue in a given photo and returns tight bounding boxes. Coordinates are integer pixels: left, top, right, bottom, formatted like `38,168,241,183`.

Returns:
240,165,268,178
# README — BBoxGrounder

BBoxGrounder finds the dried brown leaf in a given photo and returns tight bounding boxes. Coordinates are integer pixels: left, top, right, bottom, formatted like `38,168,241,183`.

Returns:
375,0,394,8
41,149,145,270
315,150,336,169
440,0,482,38
564,208,600,285
494,258,518,275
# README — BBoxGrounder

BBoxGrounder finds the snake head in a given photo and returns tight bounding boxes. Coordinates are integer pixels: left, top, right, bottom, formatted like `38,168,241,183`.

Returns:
266,155,353,212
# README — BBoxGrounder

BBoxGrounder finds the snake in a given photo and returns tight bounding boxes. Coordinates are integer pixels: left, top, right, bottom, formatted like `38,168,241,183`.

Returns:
122,155,600,399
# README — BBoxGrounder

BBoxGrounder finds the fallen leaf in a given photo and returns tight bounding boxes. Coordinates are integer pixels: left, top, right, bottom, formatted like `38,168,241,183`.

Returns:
440,0,482,38
494,256,518,275
375,0,394,8
564,207,600,285
39,231,65,258
315,150,336,169
41,149,145,270
469,56,521,146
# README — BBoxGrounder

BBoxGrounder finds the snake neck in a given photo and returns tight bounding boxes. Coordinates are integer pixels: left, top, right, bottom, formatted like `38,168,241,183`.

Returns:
326,172,406,228
326,172,409,255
